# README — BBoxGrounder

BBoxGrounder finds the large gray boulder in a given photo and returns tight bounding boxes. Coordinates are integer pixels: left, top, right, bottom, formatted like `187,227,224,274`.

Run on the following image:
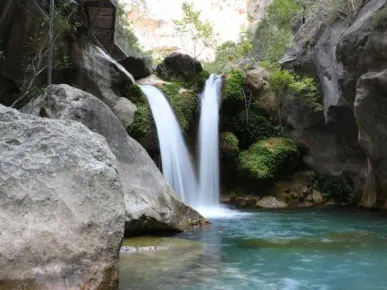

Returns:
119,55,153,80
71,43,136,127
156,52,203,82
0,105,125,289
23,84,207,235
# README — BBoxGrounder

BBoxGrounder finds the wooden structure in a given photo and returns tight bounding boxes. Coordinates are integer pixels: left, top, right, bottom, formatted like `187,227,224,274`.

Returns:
84,0,128,60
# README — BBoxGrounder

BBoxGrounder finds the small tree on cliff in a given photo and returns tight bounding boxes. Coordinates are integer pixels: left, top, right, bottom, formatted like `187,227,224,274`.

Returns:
173,2,216,60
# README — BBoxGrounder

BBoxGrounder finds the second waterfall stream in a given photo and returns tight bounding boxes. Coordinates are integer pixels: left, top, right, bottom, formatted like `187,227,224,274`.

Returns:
140,74,223,210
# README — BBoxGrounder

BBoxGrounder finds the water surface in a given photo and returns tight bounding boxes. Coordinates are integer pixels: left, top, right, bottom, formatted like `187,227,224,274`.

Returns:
120,208,387,289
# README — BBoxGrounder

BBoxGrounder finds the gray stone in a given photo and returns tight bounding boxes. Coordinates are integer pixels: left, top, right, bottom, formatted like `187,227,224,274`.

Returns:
0,105,125,289
119,55,153,80
156,52,203,81
256,197,288,209
22,84,207,235
312,190,324,204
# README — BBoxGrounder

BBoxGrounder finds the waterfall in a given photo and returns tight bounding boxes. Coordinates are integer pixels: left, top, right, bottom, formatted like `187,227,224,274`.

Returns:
197,74,223,208
139,85,198,205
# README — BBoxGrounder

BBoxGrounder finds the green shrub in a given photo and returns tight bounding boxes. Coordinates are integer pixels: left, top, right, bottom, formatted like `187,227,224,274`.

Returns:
223,69,244,101
160,83,198,130
233,109,279,149
123,84,153,139
264,64,323,112
238,137,298,181
184,70,211,93
313,176,351,202
221,132,240,157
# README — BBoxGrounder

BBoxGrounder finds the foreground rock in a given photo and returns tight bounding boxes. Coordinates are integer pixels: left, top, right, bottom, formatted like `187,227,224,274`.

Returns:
156,52,203,81
0,105,124,289
23,84,207,235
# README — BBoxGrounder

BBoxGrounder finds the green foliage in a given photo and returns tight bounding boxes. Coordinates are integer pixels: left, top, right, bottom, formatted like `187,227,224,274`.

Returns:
160,83,198,130
173,2,216,59
123,84,152,139
183,70,210,93
253,0,301,63
223,70,244,101
313,176,351,202
264,63,323,112
221,132,239,148
233,109,279,149
373,6,387,29
238,137,298,181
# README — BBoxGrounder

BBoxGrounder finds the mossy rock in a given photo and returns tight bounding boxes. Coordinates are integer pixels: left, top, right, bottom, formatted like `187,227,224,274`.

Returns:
232,108,279,149
223,69,244,101
238,137,299,181
123,84,153,139
160,83,198,131
220,132,239,158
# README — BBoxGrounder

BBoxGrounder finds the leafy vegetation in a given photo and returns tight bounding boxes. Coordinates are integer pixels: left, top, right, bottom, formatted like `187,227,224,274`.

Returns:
238,137,298,181
123,84,153,139
223,70,244,101
160,83,198,130
313,176,351,202
266,63,323,112
373,6,387,29
221,132,240,157
233,109,279,150
173,2,216,59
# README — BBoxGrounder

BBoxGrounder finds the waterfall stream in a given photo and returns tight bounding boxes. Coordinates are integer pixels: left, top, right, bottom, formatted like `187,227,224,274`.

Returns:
140,85,198,205
140,75,222,210
197,75,223,208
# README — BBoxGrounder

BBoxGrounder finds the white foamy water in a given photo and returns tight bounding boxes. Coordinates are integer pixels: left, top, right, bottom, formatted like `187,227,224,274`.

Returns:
195,206,252,219
197,74,223,208
140,85,198,204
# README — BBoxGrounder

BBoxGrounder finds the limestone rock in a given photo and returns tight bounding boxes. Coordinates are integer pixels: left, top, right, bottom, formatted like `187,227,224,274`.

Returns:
0,105,125,289
71,43,136,127
22,84,207,235
157,53,203,81
355,69,387,208
312,190,324,204
119,55,153,80
256,197,288,209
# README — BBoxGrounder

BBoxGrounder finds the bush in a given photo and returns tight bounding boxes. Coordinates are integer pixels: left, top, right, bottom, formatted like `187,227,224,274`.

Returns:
264,63,323,112
160,83,198,130
313,176,351,202
238,137,298,181
233,109,279,149
123,84,153,139
221,132,239,157
223,69,244,101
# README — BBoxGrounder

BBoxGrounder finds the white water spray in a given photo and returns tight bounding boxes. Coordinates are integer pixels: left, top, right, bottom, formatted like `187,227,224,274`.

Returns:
139,85,198,204
197,74,223,208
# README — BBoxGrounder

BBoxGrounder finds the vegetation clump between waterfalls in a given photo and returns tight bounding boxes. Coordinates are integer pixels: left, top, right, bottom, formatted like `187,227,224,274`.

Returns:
123,84,152,139
220,132,239,157
238,137,298,181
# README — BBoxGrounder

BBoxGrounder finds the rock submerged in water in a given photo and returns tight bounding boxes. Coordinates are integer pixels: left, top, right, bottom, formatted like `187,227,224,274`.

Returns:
22,84,208,236
0,105,125,289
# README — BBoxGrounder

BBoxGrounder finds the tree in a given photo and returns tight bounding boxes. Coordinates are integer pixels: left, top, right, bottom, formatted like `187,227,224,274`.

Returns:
173,2,216,59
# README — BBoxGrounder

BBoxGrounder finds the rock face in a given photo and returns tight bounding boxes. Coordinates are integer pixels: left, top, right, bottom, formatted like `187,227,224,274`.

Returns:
119,55,153,80
157,53,203,81
0,105,124,289
280,0,387,206
22,84,207,235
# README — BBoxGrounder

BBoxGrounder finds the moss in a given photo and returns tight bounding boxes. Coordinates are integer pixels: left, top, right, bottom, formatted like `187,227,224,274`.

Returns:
233,108,279,149
184,70,211,93
223,69,244,101
238,137,298,181
123,84,153,139
160,83,198,130
221,132,239,157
